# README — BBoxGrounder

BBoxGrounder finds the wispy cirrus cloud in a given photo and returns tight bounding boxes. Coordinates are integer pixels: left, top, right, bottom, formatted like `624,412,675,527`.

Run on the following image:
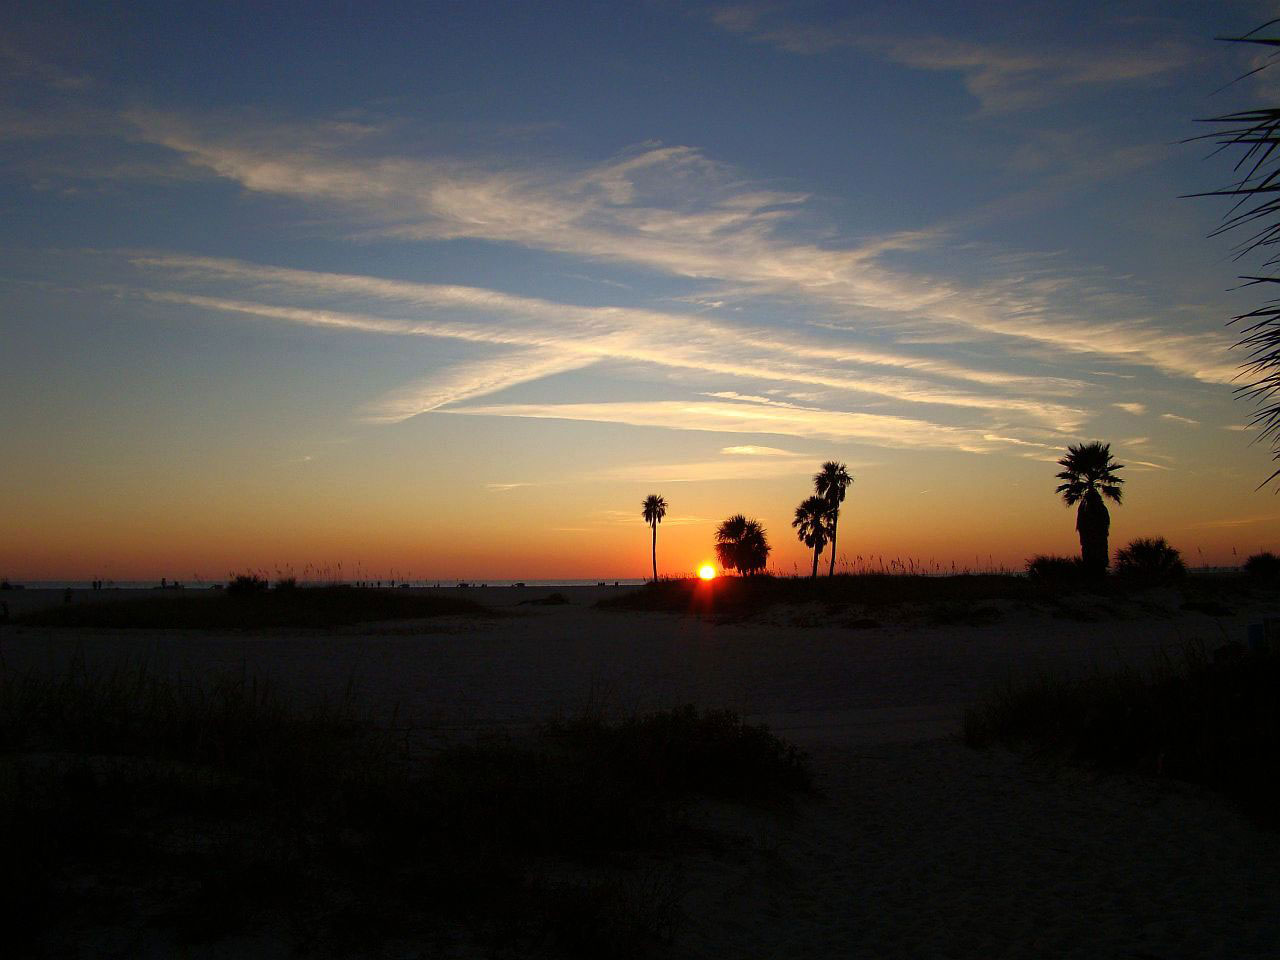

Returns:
1113,402,1147,415
363,350,595,423
131,255,1084,428
121,117,1239,387
1161,413,1200,426
442,399,996,452
720,444,800,456
707,6,1186,113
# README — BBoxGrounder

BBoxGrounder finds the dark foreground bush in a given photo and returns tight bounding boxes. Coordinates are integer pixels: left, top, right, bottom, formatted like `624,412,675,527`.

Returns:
19,585,489,629
0,657,809,956
1025,554,1085,582
1244,551,1280,581
1114,536,1186,585
965,642,1280,826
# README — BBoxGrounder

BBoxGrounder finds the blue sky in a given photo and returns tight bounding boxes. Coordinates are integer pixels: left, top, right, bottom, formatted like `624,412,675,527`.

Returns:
4,1,1280,579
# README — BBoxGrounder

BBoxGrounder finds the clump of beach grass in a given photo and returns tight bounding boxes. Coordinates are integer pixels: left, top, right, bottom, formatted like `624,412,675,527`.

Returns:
17,584,490,630
964,640,1280,826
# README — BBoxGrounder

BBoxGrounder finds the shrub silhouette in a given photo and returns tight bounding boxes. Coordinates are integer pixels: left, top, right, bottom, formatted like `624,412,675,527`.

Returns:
1025,554,1085,582
1114,537,1186,585
1244,551,1280,581
226,573,269,596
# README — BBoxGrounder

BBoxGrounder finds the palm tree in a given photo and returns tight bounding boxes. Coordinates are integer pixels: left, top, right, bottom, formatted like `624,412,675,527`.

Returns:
1055,442,1124,576
813,461,853,577
1190,22,1280,484
715,514,771,576
792,496,831,578
642,494,667,582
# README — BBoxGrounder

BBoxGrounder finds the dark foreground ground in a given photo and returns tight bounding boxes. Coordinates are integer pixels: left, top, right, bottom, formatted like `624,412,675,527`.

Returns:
2,576,1278,957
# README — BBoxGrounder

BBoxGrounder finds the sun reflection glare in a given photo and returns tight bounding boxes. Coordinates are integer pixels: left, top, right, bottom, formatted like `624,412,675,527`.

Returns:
698,564,716,580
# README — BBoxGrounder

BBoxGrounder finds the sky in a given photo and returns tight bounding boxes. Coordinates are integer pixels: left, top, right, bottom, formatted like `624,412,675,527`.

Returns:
4,0,1280,582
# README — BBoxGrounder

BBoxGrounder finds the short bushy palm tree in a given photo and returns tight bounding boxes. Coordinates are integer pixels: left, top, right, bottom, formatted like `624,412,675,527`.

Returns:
792,496,831,579
715,514,771,576
813,461,853,576
642,494,667,582
1055,442,1124,576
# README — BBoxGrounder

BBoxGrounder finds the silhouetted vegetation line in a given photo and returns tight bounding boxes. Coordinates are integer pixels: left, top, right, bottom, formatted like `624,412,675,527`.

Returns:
599,573,1037,616
17,585,489,629
0,658,810,955
965,642,1280,826
598,569,1278,622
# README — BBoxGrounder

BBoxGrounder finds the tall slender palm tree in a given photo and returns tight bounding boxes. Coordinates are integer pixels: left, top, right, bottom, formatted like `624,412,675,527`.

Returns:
715,514,771,575
1055,442,1124,576
813,461,853,577
642,494,668,582
792,496,831,579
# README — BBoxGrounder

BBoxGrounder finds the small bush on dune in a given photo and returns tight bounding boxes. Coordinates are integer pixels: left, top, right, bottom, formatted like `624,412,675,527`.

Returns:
965,642,1280,826
1114,537,1186,585
1244,551,1280,581
226,572,269,596
1025,554,1084,582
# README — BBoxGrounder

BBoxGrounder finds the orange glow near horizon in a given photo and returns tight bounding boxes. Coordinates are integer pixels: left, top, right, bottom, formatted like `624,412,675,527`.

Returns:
698,564,716,580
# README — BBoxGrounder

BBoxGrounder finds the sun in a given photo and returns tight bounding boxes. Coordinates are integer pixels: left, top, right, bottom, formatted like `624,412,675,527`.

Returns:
698,564,716,580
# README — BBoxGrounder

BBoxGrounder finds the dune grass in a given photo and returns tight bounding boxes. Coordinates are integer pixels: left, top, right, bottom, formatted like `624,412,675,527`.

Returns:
0,655,810,956
964,641,1280,827
17,584,490,629
599,572,1034,615
598,571,1274,625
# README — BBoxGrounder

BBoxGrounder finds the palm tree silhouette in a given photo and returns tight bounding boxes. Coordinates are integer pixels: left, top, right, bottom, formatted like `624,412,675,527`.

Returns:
1055,441,1124,576
642,494,668,582
715,514,771,575
813,461,853,577
792,496,831,579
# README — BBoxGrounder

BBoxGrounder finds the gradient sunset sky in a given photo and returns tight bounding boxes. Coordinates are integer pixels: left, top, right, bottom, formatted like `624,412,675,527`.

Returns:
4,1,1280,582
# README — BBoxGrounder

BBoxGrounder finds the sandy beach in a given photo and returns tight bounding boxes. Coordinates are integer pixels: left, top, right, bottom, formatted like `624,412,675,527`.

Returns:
4,585,1279,957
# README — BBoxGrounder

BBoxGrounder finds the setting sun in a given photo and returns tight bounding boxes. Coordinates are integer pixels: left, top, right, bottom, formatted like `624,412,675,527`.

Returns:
698,564,716,580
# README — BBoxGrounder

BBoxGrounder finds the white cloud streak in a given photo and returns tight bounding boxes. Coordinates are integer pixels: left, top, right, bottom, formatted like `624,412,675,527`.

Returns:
708,8,1186,114
442,399,996,452
133,256,1084,427
123,117,1239,387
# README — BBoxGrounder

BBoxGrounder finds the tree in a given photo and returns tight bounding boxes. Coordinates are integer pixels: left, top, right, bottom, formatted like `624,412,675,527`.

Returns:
1190,21,1280,484
642,494,668,582
813,461,853,576
792,496,831,578
1055,442,1125,576
714,514,771,576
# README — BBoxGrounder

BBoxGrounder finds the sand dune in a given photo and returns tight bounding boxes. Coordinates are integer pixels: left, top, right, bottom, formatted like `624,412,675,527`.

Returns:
4,586,1279,957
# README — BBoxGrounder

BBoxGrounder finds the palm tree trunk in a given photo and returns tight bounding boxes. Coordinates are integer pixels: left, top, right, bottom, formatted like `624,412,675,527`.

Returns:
827,507,839,577
651,523,657,582
811,543,820,578
1077,493,1111,578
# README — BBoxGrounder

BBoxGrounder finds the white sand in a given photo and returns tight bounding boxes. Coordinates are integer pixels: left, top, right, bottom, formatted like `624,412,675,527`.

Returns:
4,585,1279,957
